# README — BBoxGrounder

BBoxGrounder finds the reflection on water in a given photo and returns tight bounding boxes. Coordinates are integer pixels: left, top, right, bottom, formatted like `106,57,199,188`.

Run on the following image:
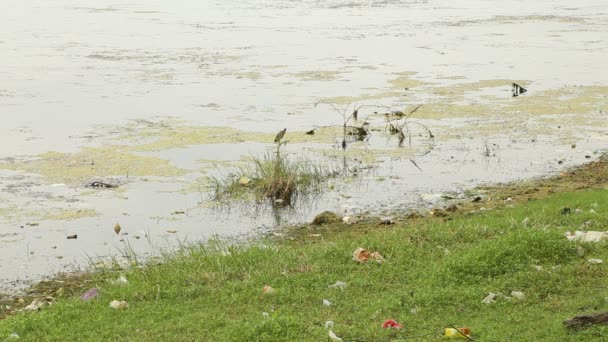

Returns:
0,0,607,290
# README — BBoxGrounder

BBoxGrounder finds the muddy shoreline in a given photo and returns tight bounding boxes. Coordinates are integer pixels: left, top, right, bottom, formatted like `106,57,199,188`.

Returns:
2,153,606,318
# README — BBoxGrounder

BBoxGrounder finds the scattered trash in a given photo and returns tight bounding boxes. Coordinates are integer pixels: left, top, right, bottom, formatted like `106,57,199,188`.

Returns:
262,312,269,318
564,311,608,328
371,252,384,264
324,321,335,329
444,327,471,339
532,265,543,272
114,223,121,235
25,222,39,227
24,298,47,311
481,292,497,304
342,216,354,225
565,231,608,242
512,83,527,97
87,181,117,188
522,217,530,226
588,258,603,264
328,330,343,342
380,217,394,225
109,300,128,310
323,299,332,307
511,291,525,300
80,288,99,301
66,234,77,240
238,176,251,186
353,247,371,263
328,281,347,291
575,208,583,214
8,333,19,340
382,319,403,329
166,229,177,234
110,275,129,285
262,285,275,295
352,247,384,264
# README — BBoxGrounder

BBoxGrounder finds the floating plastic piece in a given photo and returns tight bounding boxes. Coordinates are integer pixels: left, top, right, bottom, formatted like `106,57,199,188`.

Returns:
114,223,121,235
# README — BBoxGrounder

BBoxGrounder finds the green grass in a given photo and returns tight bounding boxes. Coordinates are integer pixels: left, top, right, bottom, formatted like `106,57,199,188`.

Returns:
2,189,608,341
213,150,333,204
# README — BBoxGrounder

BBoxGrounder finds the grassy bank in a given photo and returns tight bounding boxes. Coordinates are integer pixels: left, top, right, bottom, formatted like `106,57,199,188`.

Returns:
1,159,608,341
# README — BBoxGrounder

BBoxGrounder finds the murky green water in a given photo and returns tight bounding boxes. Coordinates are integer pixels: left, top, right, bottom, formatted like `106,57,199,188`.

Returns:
1,0,607,290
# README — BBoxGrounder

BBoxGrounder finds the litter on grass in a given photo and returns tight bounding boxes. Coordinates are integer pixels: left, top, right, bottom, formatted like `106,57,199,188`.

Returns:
262,284,275,295
565,231,608,242
328,281,347,290
481,292,497,304
323,299,332,307
352,247,384,263
329,330,343,341
80,288,99,301
382,319,403,329
109,300,129,310
510,291,525,300
444,327,471,339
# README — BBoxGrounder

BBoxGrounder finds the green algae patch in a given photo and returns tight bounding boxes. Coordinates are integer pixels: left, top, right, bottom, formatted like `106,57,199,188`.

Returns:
42,208,99,221
320,91,404,104
0,147,186,185
117,124,275,151
387,73,429,90
319,72,427,104
291,70,344,82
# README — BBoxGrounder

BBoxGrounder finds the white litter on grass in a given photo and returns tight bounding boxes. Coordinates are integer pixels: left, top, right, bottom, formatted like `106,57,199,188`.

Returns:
588,258,603,264
328,281,347,290
323,299,332,307
110,275,128,285
109,300,129,310
262,312,269,318
329,330,343,342
324,321,335,329
482,292,497,304
565,231,608,242
8,332,19,339
511,291,525,300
